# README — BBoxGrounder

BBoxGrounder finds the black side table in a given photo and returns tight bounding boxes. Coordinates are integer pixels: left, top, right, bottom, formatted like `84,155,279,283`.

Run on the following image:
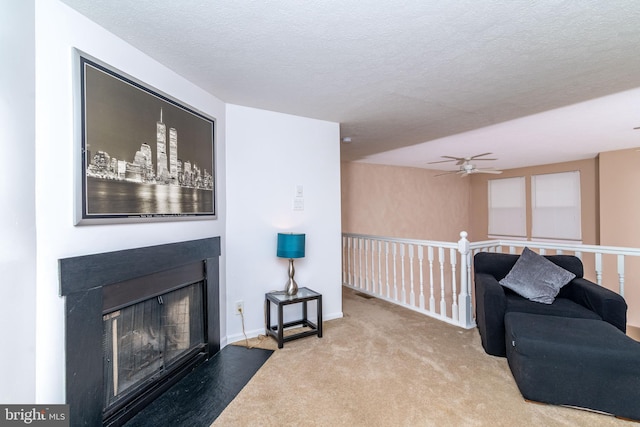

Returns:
265,287,323,348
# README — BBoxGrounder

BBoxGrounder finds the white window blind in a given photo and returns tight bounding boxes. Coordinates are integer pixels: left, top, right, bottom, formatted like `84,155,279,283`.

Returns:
531,171,581,241
488,177,526,237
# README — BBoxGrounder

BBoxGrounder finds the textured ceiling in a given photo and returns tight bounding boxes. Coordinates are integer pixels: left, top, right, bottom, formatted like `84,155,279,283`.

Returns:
59,0,640,170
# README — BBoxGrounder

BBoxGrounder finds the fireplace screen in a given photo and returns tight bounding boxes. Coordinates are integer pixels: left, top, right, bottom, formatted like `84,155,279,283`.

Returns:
102,282,205,411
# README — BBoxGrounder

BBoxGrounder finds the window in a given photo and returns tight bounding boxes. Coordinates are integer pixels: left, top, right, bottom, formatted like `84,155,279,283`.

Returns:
531,171,581,241
488,177,526,237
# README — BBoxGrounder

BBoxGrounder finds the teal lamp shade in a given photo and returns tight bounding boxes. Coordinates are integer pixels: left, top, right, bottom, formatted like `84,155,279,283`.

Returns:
277,233,305,295
277,233,305,259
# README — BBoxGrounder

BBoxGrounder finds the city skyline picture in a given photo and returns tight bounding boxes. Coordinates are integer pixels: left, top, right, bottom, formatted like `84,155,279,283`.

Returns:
77,53,216,224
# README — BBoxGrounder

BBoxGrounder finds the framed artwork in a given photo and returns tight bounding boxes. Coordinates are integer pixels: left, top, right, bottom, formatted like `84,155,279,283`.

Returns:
75,51,216,224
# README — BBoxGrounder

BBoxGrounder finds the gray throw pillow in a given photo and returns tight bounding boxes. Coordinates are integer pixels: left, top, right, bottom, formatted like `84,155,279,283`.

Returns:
499,247,576,304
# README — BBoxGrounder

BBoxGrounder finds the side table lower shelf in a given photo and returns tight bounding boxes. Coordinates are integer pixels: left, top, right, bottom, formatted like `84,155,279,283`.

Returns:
264,287,323,349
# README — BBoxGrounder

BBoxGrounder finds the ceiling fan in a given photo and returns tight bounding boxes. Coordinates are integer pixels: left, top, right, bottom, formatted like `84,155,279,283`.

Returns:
429,152,503,177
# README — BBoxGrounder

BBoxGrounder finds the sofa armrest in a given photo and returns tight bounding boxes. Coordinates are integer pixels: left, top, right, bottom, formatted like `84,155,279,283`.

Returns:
560,277,627,333
474,272,508,356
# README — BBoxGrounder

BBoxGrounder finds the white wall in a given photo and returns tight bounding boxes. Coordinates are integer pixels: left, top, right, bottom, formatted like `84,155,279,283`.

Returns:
34,0,226,403
4,0,342,405
225,105,342,343
0,0,37,403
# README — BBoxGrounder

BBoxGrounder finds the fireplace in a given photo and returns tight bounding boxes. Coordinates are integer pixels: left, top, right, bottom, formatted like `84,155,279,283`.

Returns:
59,237,220,426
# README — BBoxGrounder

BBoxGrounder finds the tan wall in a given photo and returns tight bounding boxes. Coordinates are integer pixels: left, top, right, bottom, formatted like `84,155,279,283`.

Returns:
341,162,470,241
599,148,640,246
469,158,600,297
468,158,599,245
599,148,640,327
342,154,640,329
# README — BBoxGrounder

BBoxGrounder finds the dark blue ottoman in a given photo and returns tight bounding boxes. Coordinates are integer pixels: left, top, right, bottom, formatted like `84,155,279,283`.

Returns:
504,312,640,421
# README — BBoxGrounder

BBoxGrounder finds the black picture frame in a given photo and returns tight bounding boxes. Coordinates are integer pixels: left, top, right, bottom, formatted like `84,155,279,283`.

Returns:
75,51,216,224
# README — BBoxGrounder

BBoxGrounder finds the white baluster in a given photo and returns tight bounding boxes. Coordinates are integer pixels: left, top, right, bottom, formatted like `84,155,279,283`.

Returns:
346,237,351,286
450,247,458,322
595,252,602,286
575,251,582,261
439,247,446,317
400,244,407,304
350,237,356,287
409,245,415,306
371,240,377,294
385,242,390,298
393,243,398,301
618,254,625,297
418,246,425,310
428,246,435,313
364,239,369,291
358,238,363,289
352,238,358,288
378,241,383,295
342,236,350,284
539,248,546,255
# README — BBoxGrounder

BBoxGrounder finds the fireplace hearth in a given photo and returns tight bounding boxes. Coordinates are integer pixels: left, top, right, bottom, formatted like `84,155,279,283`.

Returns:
59,237,220,427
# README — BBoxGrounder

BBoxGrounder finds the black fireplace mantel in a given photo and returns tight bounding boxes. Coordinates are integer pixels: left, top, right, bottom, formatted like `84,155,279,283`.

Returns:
59,237,220,426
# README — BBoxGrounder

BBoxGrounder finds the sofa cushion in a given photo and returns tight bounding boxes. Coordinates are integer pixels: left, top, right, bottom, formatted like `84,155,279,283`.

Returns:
499,247,576,304
506,293,602,321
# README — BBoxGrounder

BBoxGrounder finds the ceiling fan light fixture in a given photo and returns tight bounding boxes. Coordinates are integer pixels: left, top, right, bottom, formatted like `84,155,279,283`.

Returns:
432,152,503,177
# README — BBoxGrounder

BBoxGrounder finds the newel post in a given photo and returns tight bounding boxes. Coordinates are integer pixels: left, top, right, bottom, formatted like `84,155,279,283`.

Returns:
457,231,474,328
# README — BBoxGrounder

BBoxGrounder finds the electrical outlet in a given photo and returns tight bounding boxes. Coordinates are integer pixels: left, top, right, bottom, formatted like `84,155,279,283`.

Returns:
235,301,244,315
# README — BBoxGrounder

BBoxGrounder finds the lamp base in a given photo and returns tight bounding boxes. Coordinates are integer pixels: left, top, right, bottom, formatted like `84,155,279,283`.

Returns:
285,278,298,296
285,258,298,295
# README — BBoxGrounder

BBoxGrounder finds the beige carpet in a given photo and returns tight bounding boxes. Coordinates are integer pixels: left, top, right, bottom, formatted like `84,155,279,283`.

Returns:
213,288,635,426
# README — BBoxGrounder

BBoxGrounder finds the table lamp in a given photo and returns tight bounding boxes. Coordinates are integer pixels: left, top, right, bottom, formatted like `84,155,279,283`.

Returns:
277,233,305,295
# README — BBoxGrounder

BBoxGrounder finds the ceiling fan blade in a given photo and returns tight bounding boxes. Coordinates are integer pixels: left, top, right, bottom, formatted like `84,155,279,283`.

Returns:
428,159,457,164
430,153,499,168
474,169,503,174
469,152,494,160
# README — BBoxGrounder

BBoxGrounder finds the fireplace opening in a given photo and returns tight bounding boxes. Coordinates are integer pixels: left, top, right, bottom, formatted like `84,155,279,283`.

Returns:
102,280,206,423
59,237,221,427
